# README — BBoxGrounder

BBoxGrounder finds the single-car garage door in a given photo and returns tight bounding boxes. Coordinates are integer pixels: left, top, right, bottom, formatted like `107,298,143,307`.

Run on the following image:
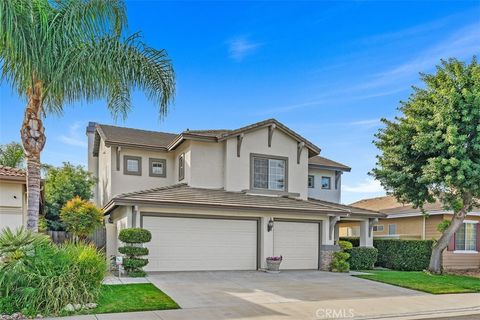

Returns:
142,215,258,272
273,221,319,270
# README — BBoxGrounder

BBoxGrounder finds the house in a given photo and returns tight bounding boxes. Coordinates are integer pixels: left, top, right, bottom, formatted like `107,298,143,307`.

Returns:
350,195,480,270
0,165,27,231
86,118,383,272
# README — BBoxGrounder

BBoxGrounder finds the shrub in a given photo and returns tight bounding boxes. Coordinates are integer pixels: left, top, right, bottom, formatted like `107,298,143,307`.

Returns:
375,239,433,271
118,246,149,256
0,227,50,263
331,252,350,272
118,228,152,277
339,237,359,247
119,228,152,243
338,240,353,251
60,197,103,239
0,228,107,316
347,247,378,270
437,220,451,233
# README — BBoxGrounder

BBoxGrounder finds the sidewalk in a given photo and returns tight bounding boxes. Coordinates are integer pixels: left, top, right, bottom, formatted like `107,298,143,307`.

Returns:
48,292,480,320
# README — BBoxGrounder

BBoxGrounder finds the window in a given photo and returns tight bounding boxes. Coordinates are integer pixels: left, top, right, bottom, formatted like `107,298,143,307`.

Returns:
308,175,315,188
251,155,287,191
123,156,141,175
321,176,331,189
455,222,478,251
373,225,384,232
388,224,397,235
149,158,166,177
178,153,185,181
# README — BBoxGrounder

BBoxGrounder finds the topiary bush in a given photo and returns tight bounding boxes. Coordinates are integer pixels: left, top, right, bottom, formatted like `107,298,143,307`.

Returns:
118,228,151,277
331,240,352,272
347,247,378,270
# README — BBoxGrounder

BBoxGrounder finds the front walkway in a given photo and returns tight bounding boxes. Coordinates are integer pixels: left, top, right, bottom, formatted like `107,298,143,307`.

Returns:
50,271,480,320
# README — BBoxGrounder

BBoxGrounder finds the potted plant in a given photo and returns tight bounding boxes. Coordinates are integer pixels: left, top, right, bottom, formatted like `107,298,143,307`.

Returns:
266,255,283,273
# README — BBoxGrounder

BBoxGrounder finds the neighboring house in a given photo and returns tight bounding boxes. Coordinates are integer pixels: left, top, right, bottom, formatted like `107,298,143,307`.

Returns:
0,165,27,231
86,118,383,272
350,195,480,270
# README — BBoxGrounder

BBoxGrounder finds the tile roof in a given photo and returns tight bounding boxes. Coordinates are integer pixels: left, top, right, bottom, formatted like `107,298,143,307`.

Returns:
104,184,382,218
0,165,26,181
308,198,385,217
308,156,351,172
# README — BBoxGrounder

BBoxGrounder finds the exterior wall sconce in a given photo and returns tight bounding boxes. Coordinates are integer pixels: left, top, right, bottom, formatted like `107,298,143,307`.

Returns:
267,218,274,232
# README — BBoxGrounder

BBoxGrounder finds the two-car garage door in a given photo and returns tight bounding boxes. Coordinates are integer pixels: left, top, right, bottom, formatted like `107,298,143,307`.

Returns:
143,216,258,272
142,216,319,272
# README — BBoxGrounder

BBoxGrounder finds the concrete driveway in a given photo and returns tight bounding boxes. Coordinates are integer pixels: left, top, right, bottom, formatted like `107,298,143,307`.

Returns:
147,270,423,309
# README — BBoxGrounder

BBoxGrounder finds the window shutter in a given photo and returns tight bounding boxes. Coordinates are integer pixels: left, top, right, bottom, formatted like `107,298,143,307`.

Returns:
476,223,480,252
447,232,455,251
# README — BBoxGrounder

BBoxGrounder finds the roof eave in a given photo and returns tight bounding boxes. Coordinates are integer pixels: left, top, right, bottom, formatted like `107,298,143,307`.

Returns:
308,164,351,172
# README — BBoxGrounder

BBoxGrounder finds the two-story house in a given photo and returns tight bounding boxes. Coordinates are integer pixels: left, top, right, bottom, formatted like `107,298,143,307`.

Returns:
87,119,382,272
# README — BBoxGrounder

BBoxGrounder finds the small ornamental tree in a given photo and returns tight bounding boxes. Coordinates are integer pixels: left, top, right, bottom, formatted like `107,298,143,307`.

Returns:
60,197,103,240
331,240,352,272
372,57,480,274
118,228,152,277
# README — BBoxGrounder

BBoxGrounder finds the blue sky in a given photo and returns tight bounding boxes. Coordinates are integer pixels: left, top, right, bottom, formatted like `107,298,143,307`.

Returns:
0,1,479,204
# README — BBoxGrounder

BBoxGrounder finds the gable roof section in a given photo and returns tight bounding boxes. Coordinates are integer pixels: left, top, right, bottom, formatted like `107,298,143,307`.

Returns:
308,198,385,217
92,119,321,156
308,156,351,172
0,165,26,182
350,195,401,211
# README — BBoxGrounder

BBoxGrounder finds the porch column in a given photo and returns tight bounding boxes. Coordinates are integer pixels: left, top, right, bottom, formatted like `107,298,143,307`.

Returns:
334,223,340,244
260,217,274,269
319,217,340,271
360,219,374,247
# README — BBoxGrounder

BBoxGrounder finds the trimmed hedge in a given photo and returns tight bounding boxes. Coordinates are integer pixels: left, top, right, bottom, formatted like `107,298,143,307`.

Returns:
347,247,378,270
374,239,433,271
118,246,149,256
340,237,433,271
119,228,152,243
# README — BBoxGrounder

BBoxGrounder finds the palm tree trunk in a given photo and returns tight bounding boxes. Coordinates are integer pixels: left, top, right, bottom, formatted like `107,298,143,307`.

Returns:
428,195,471,274
20,80,46,232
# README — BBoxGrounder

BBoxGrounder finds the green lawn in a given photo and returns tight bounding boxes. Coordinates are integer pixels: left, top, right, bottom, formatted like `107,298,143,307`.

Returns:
81,284,179,314
354,270,480,294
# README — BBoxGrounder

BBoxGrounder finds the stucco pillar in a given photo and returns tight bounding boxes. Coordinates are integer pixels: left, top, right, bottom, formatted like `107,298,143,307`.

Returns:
334,223,340,244
260,217,274,269
126,206,133,228
319,218,340,271
360,219,374,247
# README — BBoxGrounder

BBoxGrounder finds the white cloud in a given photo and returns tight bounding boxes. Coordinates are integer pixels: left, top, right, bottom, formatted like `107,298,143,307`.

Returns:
228,37,261,61
59,123,87,148
343,178,384,193
348,119,382,127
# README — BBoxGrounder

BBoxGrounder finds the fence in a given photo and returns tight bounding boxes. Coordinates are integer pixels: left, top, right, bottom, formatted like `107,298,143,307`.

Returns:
47,227,106,249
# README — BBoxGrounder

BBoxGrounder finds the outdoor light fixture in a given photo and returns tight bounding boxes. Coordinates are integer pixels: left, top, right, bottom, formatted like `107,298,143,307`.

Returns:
267,218,274,232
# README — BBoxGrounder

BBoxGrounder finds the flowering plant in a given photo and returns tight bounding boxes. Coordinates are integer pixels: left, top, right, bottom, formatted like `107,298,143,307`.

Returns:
266,255,282,261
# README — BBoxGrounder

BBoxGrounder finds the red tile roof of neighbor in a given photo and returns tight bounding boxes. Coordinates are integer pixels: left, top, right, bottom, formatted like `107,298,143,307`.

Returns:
0,165,26,181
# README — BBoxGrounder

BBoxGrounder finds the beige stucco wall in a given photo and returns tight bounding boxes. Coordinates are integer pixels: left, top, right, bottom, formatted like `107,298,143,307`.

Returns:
0,181,25,230
374,216,423,239
224,127,309,199
189,141,224,189
110,147,176,198
307,168,341,203
97,139,112,207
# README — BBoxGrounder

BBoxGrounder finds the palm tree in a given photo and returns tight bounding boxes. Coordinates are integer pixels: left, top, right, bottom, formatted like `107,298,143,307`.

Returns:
0,0,175,231
0,142,25,168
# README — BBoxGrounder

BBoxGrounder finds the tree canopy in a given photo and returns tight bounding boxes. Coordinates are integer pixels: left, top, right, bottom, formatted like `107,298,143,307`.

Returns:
0,142,25,168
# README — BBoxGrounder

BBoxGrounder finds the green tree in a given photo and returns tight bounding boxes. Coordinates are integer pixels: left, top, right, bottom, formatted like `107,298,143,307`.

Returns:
0,0,175,232
60,196,103,240
0,142,25,168
44,163,96,231
372,58,480,274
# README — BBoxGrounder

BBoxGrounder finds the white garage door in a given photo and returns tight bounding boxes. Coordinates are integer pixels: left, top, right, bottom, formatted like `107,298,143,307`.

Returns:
0,208,23,232
143,216,257,271
273,221,319,270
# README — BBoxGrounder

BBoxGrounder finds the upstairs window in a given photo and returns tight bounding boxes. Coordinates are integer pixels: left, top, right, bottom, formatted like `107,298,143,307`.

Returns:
124,156,142,176
149,158,166,177
252,155,287,191
321,176,331,189
455,222,477,251
178,153,185,181
308,175,315,188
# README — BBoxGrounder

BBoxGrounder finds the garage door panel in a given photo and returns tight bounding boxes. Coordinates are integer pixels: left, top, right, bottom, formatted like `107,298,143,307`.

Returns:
143,216,257,271
273,221,319,270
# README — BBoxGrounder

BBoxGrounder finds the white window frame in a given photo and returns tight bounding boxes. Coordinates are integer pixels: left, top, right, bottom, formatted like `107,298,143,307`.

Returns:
308,175,315,188
388,224,397,235
250,154,288,192
321,176,331,190
373,225,384,232
454,220,478,253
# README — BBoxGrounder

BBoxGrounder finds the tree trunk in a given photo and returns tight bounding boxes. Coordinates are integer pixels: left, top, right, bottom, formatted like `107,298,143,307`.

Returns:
428,197,471,274
20,80,46,232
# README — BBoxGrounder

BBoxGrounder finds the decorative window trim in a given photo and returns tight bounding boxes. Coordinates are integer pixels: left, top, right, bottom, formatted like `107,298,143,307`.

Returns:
249,153,288,192
454,221,477,252
149,158,167,178
321,176,331,190
178,153,185,181
123,155,142,176
453,250,478,254
308,175,315,188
